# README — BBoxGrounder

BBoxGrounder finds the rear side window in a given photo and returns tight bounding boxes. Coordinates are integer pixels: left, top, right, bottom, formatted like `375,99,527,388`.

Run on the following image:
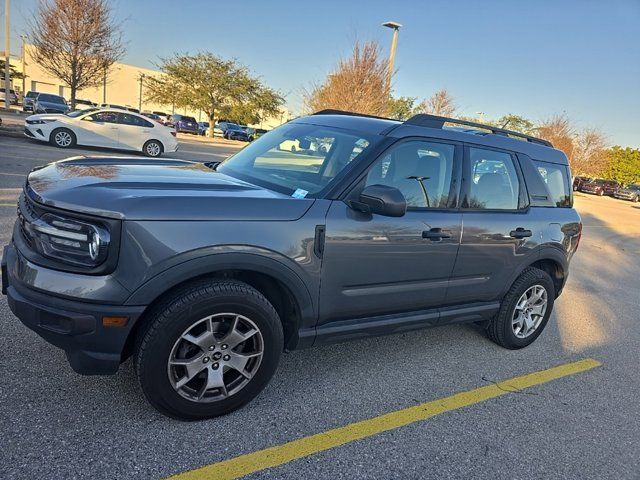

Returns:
533,160,571,207
468,148,521,210
120,113,153,128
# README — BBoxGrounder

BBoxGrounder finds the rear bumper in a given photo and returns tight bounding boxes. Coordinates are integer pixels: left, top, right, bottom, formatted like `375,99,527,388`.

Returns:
2,244,145,375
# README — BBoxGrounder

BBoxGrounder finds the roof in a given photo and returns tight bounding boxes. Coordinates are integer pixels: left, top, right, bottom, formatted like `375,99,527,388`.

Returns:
295,110,568,165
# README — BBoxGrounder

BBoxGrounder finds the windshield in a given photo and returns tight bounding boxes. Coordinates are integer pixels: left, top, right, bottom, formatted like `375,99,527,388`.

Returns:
217,123,378,197
38,94,66,104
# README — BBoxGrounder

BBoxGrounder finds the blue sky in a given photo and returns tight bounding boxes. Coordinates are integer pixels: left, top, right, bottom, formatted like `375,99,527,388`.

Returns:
7,0,640,146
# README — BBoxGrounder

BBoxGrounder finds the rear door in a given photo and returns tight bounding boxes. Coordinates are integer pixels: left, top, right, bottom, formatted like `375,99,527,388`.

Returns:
117,112,154,151
446,145,539,304
319,138,463,325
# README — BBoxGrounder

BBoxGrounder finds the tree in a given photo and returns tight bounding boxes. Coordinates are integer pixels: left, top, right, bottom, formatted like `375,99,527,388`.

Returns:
387,96,416,120
145,53,283,137
29,0,124,109
304,41,390,116
572,128,608,176
537,114,575,163
495,114,535,135
604,147,640,185
414,88,457,117
0,60,24,80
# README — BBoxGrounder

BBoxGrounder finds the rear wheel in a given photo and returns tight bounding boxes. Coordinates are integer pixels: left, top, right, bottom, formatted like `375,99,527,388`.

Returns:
633,195,639,203
50,128,76,148
487,267,555,349
135,279,283,420
143,140,163,157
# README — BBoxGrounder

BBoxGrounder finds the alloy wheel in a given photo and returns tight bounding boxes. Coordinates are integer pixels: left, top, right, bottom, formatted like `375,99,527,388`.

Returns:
167,313,264,402
511,285,548,338
55,130,72,147
146,142,161,157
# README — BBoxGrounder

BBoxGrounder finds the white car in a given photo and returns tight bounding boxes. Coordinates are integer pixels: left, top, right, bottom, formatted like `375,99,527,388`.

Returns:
24,108,179,157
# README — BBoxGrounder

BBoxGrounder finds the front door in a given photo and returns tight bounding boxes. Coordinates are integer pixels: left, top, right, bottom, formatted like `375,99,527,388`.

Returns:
117,112,154,151
77,110,120,149
319,139,463,326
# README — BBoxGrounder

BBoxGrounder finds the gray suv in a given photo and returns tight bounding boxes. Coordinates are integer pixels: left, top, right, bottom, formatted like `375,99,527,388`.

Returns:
2,111,582,419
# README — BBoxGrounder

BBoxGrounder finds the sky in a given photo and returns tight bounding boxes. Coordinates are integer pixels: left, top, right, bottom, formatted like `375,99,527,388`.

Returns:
4,0,640,146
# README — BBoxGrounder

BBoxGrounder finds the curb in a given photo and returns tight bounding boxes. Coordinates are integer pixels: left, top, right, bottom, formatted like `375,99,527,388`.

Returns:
0,128,24,138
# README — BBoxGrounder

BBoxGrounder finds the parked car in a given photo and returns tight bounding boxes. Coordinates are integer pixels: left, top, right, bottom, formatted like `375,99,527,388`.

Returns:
142,112,165,125
223,123,250,141
101,103,128,110
579,178,620,196
152,110,168,117
22,91,39,112
198,121,210,135
572,176,590,191
0,87,19,105
73,99,98,111
33,93,70,114
246,127,268,141
23,108,178,157
3,110,582,420
167,114,199,134
614,184,640,202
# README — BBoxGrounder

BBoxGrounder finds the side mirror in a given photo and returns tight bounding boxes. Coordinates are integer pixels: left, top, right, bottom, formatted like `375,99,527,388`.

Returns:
349,184,407,217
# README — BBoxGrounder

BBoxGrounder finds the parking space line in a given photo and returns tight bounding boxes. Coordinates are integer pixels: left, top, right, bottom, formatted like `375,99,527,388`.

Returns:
167,358,601,480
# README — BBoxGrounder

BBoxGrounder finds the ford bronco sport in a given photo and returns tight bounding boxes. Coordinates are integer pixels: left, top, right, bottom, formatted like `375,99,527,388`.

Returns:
2,110,582,419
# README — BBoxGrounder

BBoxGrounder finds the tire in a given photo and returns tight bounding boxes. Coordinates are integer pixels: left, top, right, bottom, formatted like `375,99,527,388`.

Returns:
633,196,639,203
143,139,163,157
135,279,284,420
50,128,76,148
486,267,555,349
598,190,604,196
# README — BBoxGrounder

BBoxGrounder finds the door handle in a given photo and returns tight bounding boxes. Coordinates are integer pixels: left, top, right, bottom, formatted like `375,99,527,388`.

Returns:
422,228,452,241
510,227,533,239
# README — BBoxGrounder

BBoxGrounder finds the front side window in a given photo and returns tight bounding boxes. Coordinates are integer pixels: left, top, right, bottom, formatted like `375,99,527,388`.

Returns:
84,111,119,123
533,160,571,207
365,140,456,208
218,123,377,196
468,148,520,210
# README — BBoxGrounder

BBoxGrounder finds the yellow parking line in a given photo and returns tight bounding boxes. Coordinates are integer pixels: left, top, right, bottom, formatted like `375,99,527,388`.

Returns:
0,203,16,206
167,358,601,480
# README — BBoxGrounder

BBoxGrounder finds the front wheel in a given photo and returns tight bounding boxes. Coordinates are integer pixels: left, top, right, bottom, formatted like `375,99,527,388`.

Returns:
135,280,283,420
486,267,555,349
50,128,76,148
633,196,639,203
143,140,163,157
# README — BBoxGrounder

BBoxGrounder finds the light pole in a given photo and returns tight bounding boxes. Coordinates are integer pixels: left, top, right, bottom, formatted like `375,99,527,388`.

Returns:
382,21,402,95
21,34,25,97
138,73,145,112
4,0,11,110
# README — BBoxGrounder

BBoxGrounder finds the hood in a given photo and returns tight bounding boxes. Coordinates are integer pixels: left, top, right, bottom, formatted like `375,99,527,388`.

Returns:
26,157,315,221
26,113,66,122
35,100,68,110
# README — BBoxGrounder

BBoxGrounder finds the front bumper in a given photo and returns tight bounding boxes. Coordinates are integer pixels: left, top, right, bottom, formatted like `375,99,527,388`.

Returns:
2,244,145,375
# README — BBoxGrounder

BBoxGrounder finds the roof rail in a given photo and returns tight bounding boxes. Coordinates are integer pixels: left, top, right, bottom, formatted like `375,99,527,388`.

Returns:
405,113,552,147
313,109,397,121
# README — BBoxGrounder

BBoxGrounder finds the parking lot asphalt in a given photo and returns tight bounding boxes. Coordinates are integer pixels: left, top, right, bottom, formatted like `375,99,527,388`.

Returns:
1,134,639,479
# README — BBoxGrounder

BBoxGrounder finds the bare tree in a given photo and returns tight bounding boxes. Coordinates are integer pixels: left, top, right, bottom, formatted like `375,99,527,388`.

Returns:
304,40,390,116
29,0,124,108
536,114,575,162
537,114,608,176
573,128,608,176
414,88,457,117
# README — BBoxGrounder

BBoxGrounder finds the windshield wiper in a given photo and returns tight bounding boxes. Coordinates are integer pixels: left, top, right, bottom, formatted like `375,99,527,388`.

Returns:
204,161,221,171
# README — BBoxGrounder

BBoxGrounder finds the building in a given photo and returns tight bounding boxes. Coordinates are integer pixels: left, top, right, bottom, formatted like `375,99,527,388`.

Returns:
10,44,289,129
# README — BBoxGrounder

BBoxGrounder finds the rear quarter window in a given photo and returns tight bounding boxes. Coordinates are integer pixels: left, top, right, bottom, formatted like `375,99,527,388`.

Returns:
532,160,571,207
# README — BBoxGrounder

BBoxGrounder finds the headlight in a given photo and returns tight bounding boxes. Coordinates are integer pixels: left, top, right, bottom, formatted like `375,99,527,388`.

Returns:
24,212,111,267
26,119,55,125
